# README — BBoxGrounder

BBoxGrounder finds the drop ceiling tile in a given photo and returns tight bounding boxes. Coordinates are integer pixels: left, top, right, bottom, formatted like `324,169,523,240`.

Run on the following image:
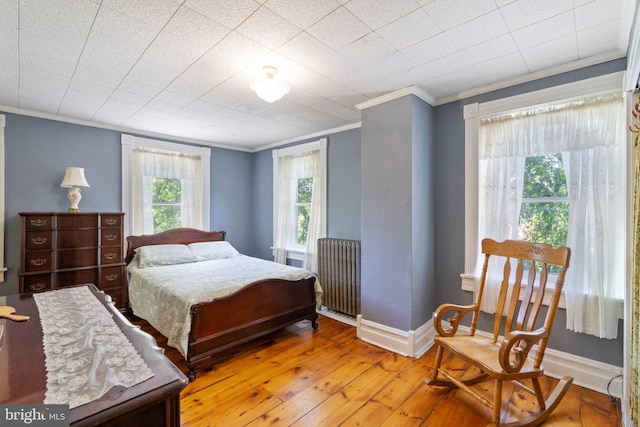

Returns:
575,0,622,30
577,20,624,57
235,6,302,49
196,31,270,77
401,33,457,66
307,6,371,51
423,0,498,31
499,0,573,31
339,32,397,66
344,0,420,30
445,10,510,50
265,0,340,29
377,8,440,50
511,11,575,50
520,34,579,72
19,0,98,63
100,0,180,26
460,34,518,65
184,0,261,29
474,52,530,83
77,6,164,76
110,89,153,107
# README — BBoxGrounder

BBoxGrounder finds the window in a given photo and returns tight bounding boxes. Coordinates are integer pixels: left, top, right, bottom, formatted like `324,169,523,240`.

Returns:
151,177,182,233
295,177,313,246
121,134,210,238
463,72,627,339
273,139,327,271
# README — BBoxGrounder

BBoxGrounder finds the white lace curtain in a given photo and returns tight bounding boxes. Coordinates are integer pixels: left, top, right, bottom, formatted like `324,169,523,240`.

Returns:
131,147,203,236
477,93,625,338
273,150,322,272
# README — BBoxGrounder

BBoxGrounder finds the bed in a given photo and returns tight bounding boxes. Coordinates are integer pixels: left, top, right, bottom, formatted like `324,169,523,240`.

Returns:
125,228,321,380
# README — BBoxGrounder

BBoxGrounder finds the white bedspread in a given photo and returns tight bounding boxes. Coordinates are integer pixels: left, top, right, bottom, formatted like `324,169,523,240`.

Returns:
127,255,321,357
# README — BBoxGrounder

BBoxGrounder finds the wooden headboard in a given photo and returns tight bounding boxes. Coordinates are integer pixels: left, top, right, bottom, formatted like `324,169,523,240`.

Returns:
125,228,227,264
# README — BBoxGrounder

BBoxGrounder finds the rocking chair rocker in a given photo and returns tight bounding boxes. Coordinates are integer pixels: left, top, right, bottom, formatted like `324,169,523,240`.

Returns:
427,238,572,427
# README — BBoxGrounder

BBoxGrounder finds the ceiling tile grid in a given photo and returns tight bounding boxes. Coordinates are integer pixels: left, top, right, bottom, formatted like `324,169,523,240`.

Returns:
0,0,631,150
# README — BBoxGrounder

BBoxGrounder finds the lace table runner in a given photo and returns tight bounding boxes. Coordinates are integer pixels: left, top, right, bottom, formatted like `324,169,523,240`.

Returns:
33,286,154,409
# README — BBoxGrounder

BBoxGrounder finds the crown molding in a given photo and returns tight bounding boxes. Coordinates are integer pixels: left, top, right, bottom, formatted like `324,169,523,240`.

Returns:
355,85,436,111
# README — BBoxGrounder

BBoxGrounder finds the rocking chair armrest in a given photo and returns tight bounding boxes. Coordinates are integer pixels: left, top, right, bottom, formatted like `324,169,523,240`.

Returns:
499,328,549,373
433,303,478,337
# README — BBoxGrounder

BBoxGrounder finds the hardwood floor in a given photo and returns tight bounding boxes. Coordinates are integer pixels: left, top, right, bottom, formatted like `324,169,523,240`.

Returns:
129,314,621,426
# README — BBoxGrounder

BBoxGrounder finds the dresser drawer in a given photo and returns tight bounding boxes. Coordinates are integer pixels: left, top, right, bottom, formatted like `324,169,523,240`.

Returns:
22,274,52,292
99,266,123,288
57,229,98,248
56,269,98,287
101,230,122,246
57,248,98,269
101,247,122,264
57,213,98,229
101,214,122,228
24,215,53,230
24,251,53,272
25,231,53,250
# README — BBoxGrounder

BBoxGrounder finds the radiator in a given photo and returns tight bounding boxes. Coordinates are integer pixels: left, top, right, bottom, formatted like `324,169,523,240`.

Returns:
317,238,361,317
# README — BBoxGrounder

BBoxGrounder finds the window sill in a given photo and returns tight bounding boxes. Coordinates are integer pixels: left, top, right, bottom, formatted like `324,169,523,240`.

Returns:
460,274,624,319
271,247,305,262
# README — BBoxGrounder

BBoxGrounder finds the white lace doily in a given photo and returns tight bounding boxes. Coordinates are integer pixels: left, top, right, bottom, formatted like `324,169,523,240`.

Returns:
33,286,154,409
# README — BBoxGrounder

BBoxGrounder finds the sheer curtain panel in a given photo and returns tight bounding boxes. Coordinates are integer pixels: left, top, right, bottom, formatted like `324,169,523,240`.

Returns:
131,147,203,236
477,94,625,338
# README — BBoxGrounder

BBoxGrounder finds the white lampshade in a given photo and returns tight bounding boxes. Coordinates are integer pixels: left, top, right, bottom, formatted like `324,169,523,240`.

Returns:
60,167,90,212
60,167,90,188
250,66,290,103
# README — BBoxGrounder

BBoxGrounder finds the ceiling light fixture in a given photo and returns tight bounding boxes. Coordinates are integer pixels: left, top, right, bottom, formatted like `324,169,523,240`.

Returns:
250,66,290,103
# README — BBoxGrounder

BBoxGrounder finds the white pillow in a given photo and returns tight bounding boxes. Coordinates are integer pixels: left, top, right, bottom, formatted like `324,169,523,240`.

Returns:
136,244,196,268
188,241,240,261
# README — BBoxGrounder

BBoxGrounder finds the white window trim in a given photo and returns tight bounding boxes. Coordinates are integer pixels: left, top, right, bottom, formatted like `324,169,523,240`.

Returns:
462,71,625,315
121,134,211,239
0,114,5,282
272,138,327,261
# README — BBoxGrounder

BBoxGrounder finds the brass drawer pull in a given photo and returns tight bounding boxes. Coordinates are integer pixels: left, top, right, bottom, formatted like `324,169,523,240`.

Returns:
104,252,117,260
30,258,48,266
30,219,47,227
104,274,118,281
30,237,48,245
29,283,47,291
104,218,118,225
104,234,118,241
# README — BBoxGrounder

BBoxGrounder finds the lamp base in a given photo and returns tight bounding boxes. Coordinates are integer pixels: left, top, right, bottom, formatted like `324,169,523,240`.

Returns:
67,187,82,213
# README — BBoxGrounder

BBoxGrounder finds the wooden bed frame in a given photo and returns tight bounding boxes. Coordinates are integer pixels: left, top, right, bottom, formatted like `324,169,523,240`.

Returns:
125,228,319,380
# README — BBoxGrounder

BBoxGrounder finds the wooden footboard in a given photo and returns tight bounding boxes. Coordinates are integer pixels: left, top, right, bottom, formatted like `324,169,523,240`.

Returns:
186,277,318,379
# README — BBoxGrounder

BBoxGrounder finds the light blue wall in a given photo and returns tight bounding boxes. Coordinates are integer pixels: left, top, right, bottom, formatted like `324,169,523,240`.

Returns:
1,112,254,295
361,96,414,330
433,58,627,366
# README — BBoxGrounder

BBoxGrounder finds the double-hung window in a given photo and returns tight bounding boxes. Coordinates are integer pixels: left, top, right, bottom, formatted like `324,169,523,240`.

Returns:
272,139,327,272
462,72,627,339
121,134,210,238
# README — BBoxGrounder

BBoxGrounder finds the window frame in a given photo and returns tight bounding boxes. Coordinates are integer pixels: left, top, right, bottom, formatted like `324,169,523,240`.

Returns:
121,134,210,239
272,138,327,261
461,71,626,312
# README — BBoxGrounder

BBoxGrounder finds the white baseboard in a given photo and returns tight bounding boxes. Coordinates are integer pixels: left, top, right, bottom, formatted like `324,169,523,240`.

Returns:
356,315,434,358
356,316,623,397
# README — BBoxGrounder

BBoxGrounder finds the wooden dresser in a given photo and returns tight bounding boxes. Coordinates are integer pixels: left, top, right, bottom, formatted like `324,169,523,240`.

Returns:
18,212,126,309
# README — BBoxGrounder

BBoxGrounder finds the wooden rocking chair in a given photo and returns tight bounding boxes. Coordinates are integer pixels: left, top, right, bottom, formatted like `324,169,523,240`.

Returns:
427,238,573,427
